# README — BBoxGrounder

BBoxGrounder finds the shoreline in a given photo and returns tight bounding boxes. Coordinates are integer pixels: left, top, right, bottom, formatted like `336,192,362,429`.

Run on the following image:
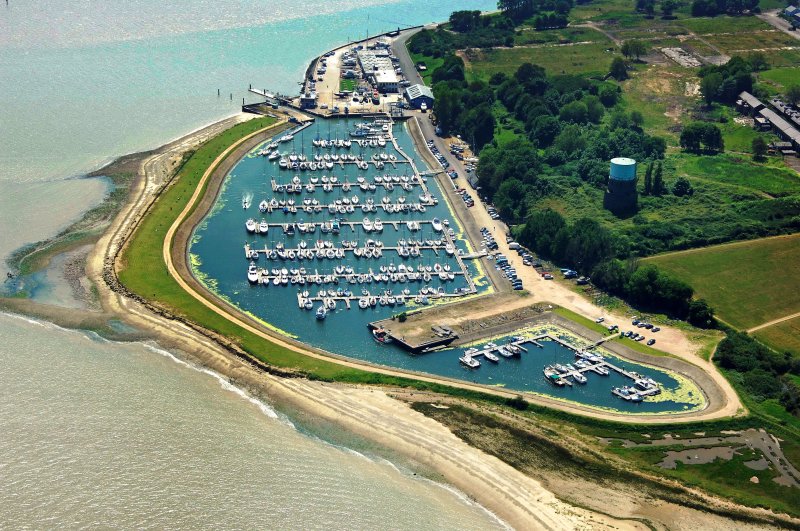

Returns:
3,31,795,531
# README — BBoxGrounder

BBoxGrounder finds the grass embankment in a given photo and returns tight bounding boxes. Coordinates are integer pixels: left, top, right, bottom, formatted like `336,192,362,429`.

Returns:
646,235,800,331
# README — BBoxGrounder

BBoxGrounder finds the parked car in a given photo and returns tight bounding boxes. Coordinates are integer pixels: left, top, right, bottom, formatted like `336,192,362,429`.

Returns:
647,339,656,346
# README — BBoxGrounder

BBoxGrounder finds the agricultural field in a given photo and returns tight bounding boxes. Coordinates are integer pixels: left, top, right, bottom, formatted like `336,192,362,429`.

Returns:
755,316,800,358
646,235,800,330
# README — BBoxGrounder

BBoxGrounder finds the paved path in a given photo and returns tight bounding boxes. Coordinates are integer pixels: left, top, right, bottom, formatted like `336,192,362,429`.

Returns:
748,311,800,333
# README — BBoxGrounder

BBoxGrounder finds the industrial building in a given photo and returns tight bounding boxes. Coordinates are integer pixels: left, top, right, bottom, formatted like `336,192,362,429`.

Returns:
736,91,764,116
404,84,435,110
738,91,800,154
356,49,399,93
603,157,638,216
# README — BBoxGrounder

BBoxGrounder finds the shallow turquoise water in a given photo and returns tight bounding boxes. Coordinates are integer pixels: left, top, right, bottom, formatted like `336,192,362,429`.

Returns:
191,119,703,414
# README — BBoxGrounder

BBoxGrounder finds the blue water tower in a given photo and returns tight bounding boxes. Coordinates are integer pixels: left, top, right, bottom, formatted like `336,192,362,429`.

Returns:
604,157,638,215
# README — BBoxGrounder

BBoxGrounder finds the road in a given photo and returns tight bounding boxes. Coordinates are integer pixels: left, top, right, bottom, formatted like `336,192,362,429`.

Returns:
758,9,800,41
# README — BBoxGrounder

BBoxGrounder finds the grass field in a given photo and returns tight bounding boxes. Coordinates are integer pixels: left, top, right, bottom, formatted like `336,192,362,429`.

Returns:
646,235,800,330
672,153,800,197
464,41,616,81
513,26,610,46
759,67,800,91
409,52,442,85
339,78,357,92
678,15,772,34
754,316,800,358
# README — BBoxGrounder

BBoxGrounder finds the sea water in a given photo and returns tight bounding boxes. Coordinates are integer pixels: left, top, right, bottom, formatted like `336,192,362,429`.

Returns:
0,312,502,529
1,0,507,526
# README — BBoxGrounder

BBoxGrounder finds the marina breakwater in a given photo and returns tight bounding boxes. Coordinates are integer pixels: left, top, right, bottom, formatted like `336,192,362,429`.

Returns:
187,115,707,414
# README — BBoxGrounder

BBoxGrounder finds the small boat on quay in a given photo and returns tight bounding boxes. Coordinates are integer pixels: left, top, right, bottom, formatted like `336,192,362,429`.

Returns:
459,355,480,369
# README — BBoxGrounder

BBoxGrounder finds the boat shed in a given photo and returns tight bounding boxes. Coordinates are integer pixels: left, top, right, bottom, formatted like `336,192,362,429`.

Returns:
759,108,800,150
404,84,434,109
374,70,399,93
737,91,764,115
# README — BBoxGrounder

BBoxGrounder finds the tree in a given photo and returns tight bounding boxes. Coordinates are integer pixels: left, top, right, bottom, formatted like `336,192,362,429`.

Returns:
752,136,768,162
449,10,481,32
621,40,647,61
653,162,666,196
610,57,627,81
559,101,588,124
643,161,653,196
584,95,605,123
630,110,644,129
661,0,679,17
598,84,620,107
787,85,800,107
672,176,694,197
700,72,723,106
462,103,495,151
688,299,715,328
531,115,561,147
680,122,723,153
747,52,769,72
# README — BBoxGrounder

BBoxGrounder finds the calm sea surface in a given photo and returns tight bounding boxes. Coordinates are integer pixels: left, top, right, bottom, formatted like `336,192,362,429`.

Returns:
1,0,507,527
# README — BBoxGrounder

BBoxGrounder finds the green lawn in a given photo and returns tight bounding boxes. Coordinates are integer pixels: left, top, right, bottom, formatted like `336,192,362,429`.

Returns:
464,41,616,81
409,52,442,85
646,234,800,330
672,153,800,197
339,78,357,92
759,67,800,91
754,316,800,359
717,118,778,154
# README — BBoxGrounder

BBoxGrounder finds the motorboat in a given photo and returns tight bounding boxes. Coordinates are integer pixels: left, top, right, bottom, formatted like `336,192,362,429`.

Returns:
459,355,480,369
245,218,257,233
431,218,443,232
